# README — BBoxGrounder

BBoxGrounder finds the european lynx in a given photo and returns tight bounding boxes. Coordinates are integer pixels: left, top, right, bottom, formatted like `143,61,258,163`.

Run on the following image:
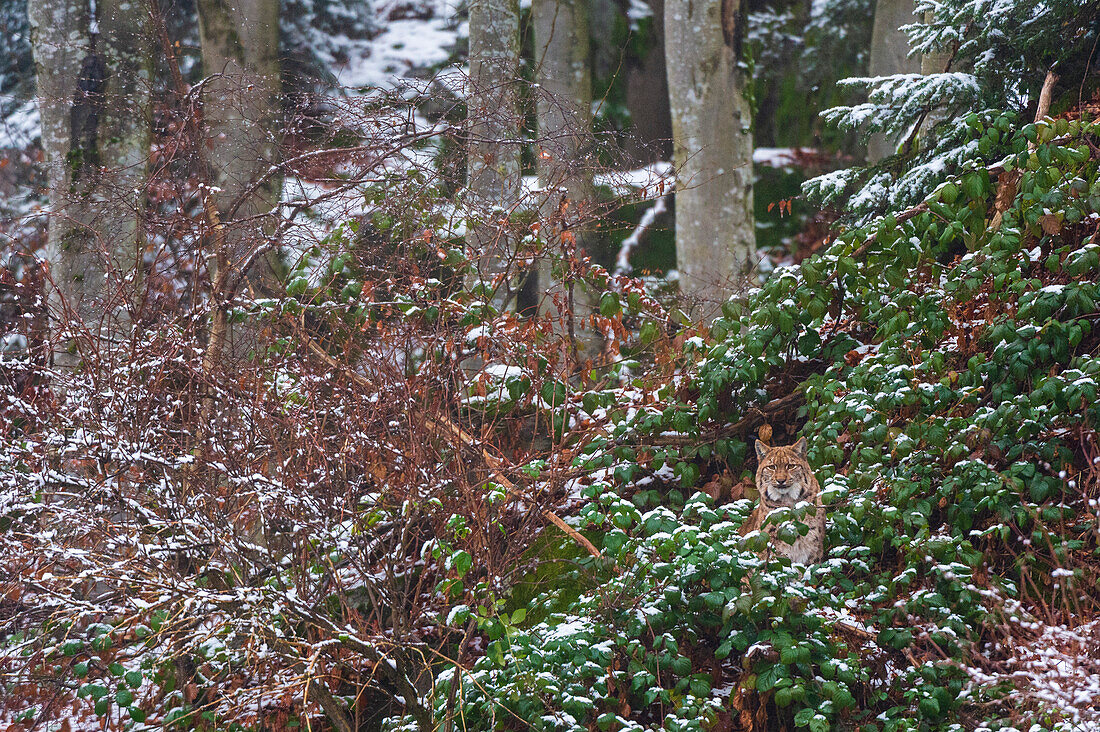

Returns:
740,437,825,564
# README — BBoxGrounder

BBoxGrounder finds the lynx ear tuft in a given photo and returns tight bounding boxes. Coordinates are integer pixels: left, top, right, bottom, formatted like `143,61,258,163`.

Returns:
792,437,808,459
755,439,768,461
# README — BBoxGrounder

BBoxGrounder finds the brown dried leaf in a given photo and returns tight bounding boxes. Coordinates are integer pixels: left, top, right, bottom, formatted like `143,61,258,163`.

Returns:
994,170,1020,213
1040,214,1062,235
184,683,199,703
990,170,1021,230
701,476,725,502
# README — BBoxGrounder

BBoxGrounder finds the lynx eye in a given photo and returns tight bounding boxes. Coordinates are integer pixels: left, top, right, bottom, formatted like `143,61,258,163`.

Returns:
762,466,774,473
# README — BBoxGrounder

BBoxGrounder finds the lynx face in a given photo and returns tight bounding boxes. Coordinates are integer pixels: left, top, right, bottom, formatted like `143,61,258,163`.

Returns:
744,437,825,564
755,437,814,506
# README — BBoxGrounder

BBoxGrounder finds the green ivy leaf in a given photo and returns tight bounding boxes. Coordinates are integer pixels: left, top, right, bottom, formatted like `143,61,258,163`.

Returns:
599,292,621,317
794,708,815,727
755,663,783,692
452,550,472,577
676,462,700,489
919,697,941,717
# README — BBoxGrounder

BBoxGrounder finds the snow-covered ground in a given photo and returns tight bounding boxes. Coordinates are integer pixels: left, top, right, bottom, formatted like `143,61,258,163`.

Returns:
0,98,37,150
328,4,465,90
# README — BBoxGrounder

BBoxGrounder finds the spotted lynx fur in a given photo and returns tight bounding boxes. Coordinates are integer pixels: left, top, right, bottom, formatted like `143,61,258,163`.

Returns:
740,438,825,564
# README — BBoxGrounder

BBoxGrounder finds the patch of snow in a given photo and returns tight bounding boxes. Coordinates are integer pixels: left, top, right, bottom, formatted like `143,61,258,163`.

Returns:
753,147,808,169
330,1,463,91
595,162,673,198
0,99,37,149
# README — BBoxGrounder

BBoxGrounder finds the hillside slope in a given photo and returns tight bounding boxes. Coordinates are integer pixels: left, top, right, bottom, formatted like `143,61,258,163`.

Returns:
409,110,1100,732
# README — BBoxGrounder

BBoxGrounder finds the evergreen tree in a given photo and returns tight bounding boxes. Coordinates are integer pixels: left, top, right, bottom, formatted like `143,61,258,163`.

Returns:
805,0,1100,220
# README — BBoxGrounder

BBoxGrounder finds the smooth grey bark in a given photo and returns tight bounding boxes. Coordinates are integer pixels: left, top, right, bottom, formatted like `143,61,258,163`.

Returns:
466,0,522,305
533,0,600,357
196,0,282,357
533,0,592,230
624,0,673,163
914,10,952,152
30,0,153,370
665,0,755,316
867,0,920,160
919,9,951,76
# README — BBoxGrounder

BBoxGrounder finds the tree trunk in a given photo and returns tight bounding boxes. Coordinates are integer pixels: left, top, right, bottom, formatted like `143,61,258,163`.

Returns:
196,0,282,358
919,10,951,77
914,10,952,152
665,0,755,316
30,0,153,370
624,0,673,163
533,0,600,359
466,0,522,307
867,0,919,160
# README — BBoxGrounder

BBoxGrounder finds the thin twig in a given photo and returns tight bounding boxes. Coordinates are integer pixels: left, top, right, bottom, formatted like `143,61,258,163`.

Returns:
300,335,603,559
